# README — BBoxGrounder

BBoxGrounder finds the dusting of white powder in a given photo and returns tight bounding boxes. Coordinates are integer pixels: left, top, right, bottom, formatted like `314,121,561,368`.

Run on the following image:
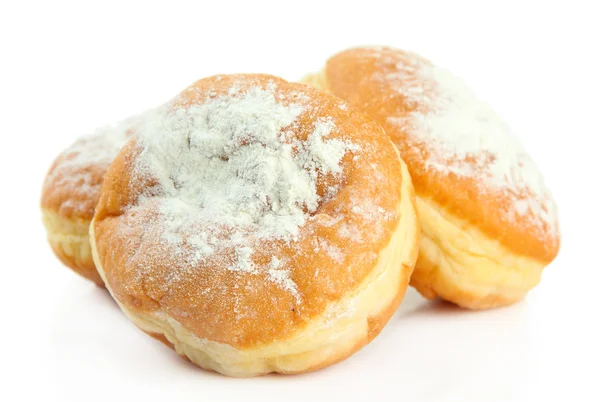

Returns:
65,125,129,166
376,50,558,232
313,238,345,264
267,257,300,300
43,113,149,213
133,84,359,296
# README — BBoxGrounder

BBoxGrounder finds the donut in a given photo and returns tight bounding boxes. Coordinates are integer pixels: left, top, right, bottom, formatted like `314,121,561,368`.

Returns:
90,74,420,376
41,113,148,285
302,47,560,309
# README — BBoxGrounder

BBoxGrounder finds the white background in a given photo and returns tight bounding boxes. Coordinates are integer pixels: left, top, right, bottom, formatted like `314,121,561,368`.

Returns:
1,1,598,401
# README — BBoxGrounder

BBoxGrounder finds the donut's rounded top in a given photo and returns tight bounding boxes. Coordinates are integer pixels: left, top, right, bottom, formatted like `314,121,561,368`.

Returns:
41,114,147,221
92,74,407,348
313,47,559,262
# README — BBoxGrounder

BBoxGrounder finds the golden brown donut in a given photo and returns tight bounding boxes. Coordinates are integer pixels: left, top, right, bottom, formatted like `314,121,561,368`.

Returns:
41,114,148,285
90,74,420,376
303,47,560,309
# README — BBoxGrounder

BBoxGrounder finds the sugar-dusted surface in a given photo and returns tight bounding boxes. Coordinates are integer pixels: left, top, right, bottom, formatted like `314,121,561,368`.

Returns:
380,50,556,230
319,47,560,261
134,86,359,278
41,112,150,220
92,74,409,348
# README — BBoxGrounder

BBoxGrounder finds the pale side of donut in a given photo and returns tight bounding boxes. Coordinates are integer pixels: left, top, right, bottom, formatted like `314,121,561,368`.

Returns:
92,156,418,377
91,74,420,375
42,209,102,285
302,47,560,308
41,112,150,283
411,196,544,309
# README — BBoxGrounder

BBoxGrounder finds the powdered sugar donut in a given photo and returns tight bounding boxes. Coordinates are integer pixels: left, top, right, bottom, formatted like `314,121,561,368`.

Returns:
303,47,560,309
90,74,420,376
41,113,149,285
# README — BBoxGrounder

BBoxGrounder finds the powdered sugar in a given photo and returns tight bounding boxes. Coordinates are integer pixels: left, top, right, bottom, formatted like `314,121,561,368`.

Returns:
267,257,300,300
65,125,129,166
67,112,150,166
377,49,558,232
132,84,360,296
338,222,363,243
43,112,148,216
298,117,360,175
323,242,345,264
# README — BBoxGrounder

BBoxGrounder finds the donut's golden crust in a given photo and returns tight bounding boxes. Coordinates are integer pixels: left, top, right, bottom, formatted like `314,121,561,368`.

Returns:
40,136,108,284
303,47,559,308
145,256,412,375
41,145,107,222
108,183,417,376
93,159,418,375
91,74,420,375
41,120,139,284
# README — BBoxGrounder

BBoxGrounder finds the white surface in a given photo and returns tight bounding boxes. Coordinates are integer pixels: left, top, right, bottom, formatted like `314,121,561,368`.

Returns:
1,1,598,401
